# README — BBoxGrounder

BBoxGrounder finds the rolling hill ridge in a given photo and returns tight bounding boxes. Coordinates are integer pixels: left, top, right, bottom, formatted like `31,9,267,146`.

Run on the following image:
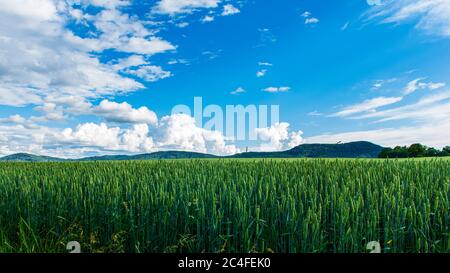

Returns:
0,141,384,162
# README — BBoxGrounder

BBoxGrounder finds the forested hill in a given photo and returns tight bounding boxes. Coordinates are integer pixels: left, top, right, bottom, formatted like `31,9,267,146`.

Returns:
0,141,385,162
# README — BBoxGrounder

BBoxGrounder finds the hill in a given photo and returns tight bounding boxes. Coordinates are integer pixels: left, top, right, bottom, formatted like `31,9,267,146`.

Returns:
0,153,63,162
231,141,384,158
80,151,218,161
0,141,384,162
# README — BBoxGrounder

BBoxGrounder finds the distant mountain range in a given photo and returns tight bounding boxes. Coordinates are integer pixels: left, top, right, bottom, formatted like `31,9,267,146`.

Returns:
0,141,384,162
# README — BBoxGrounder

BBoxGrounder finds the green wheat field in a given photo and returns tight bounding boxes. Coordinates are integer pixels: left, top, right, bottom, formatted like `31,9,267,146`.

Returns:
0,159,449,253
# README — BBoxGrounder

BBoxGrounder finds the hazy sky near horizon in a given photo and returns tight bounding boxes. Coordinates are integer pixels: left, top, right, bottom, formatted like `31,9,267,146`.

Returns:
1,0,450,157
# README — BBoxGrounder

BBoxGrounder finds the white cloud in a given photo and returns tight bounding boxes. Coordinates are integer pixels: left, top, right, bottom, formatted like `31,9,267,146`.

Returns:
201,15,215,23
301,10,319,25
0,0,177,109
306,119,450,149
255,123,304,151
0,0,60,22
0,114,26,124
153,0,221,15
308,111,323,116
367,0,450,37
94,100,158,124
176,22,190,28
0,112,241,157
256,69,267,77
221,4,240,16
32,103,66,122
301,11,311,18
168,59,190,65
258,62,273,67
341,22,350,31
0,86,42,107
153,114,238,155
111,55,147,71
305,17,320,25
263,86,291,93
404,78,445,95
230,87,245,95
118,37,176,55
353,90,450,122
60,122,155,153
371,78,397,90
61,123,122,149
331,96,403,117
124,65,172,82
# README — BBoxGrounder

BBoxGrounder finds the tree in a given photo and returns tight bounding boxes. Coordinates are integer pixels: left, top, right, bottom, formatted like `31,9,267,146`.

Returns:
378,148,393,158
425,148,439,157
392,146,409,158
407,143,427,157
443,146,450,154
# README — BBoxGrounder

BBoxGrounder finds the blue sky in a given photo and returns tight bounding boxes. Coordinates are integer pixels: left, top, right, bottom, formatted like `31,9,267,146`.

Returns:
1,0,450,157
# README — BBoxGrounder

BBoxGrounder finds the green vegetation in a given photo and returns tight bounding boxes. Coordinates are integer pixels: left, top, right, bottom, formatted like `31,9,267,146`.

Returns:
379,144,450,158
0,153,62,162
232,141,384,159
0,141,384,162
0,159,448,253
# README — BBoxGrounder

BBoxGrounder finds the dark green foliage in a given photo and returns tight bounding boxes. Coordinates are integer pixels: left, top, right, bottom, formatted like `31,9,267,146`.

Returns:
0,153,63,162
0,142,385,162
379,144,450,158
232,141,384,158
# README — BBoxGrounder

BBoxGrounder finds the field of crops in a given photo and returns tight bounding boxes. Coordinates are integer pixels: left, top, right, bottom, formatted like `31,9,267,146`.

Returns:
0,159,448,253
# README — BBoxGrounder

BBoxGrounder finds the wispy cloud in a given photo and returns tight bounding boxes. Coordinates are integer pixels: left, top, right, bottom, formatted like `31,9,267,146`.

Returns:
366,0,450,38
341,22,350,31
331,97,403,117
305,17,319,25
354,90,450,123
301,10,319,25
230,87,245,95
152,0,221,15
404,78,445,95
201,15,215,23
258,62,273,67
308,111,323,117
263,86,290,93
256,69,267,78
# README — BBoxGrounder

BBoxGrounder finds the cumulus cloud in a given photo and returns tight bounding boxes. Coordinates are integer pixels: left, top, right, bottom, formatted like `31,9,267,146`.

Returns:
255,123,304,151
0,0,175,109
111,55,148,71
154,114,238,155
94,100,158,124
222,4,240,16
32,103,66,122
60,122,155,153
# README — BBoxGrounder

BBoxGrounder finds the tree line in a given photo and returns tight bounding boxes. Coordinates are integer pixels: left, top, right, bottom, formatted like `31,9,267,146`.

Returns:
379,144,450,158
